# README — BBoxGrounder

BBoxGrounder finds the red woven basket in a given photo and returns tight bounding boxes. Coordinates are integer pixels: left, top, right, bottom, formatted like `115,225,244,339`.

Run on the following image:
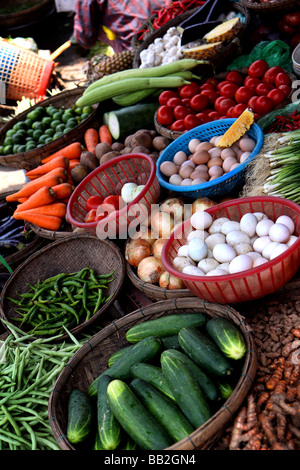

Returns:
161,196,300,304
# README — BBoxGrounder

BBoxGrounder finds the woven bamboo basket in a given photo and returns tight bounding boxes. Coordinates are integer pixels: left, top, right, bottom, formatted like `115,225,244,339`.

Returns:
0,0,54,30
0,87,101,170
240,0,300,13
24,220,77,241
0,234,125,341
48,297,257,450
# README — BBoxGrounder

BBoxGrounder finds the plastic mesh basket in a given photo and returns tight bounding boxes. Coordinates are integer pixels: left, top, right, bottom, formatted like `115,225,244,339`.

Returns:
156,118,264,199
0,40,54,101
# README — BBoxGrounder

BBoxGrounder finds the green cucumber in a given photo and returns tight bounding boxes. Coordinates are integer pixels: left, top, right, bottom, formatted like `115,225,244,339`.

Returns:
131,378,194,443
107,379,173,450
162,349,219,401
108,345,134,367
103,103,158,140
121,437,137,450
97,375,122,450
205,317,246,360
112,88,159,106
93,431,105,450
161,334,181,350
178,327,233,377
88,336,163,397
126,313,207,343
130,362,176,402
161,352,211,429
218,381,234,400
67,389,93,444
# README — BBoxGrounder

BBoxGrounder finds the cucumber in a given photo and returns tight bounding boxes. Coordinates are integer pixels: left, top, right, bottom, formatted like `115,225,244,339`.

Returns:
178,327,233,377
218,381,234,400
107,379,173,450
112,88,159,106
93,431,105,450
67,389,93,444
108,345,134,367
103,103,158,140
88,336,163,397
161,334,181,350
131,378,194,443
121,437,137,450
162,349,219,401
205,317,246,360
130,362,176,402
126,313,207,343
97,375,122,450
161,352,211,429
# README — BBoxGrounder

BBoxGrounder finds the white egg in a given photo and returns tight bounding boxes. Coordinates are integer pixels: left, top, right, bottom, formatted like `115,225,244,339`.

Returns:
188,237,208,262
208,217,230,234
252,236,272,254
198,258,220,274
247,251,262,262
218,262,230,273
177,244,190,257
191,211,213,230
187,230,209,242
275,215,295,235
240,213,258,238
221,220,240,235
262,241,281,260
287,235,298,247
270,243,288,260
205,233,226,250
253,257,268,267
269,223,291,243
253,212,268,222
182,265,205,276
206,268,228,276
228,254,253,274
255,219,274,237
226,230,251,247
213,243,236,263
250,234,259,245
173,256,195,272
234,243,252,255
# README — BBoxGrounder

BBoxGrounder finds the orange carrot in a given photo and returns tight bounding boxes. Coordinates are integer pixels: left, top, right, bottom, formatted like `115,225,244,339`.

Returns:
16,186,56,212
68,159,80,172
51,183,74,200
25,156,69,177
12,212,62,231
84,128,98,154
40,167,68,181
17,197,28,203
6,174,61,202
65,174,74,186
14,202,66,218
41,142,82,164
60,198,70,204
99,124,113,145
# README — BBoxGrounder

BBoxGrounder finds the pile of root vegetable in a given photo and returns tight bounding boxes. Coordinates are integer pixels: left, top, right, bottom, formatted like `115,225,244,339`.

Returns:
213,289,300,450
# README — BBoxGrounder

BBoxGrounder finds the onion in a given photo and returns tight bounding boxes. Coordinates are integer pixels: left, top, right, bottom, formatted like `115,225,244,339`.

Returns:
132,227,155,245
159,271,185,290
160,198,185,222
152,238,166,259
191,197,217,215
137,256,164,283
151,211,174,238
121,182,138,203
125,239,151,267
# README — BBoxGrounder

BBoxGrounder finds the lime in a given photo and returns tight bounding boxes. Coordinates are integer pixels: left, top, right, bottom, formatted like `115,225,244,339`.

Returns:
13,121,28,131
44,128,55,137
3,136,13,147
5,129,15,137
18,145,26,153
3,145,13,155
50,119,61,130
55,123,65,133
52,131,63,140
62,111,74,123
46,106,57,117
42,116,52,126
66,118,78,128
44,136,53,144
27,109,43,121
38,134,48,144
32,129,43,140
0,146,4,154
25,142,37,151
52,110,63,121
80,112,90,122
13,144,20,154
32,121,46,131
24,118,32,128
26,129,34,138
82,106,94,115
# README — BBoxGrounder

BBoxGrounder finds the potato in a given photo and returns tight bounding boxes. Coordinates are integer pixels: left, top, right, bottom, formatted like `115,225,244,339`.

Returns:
130,132,153,150
80,150,98,170
99,151,120,164
131,145,150,154
95,142,111,160
152,136,171,152
120,146,133,155
124,134,133,147
71,164,90,184
111,142,125,152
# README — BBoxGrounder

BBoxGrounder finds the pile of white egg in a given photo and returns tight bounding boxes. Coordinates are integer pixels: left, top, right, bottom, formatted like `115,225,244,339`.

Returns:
172,210,298,277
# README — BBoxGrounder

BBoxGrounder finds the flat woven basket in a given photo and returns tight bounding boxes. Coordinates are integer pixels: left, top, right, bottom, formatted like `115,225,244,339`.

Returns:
240,0,300,13
0,87,101,170
0,234,125,341
48,297,257,450
0,0,54,30
24,220,77,241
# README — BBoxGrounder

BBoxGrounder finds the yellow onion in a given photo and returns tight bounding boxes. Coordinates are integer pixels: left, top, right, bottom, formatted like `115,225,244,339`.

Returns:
137,256,164,284
132,227,155,245
151,211,174,239
152,238,166,259
125,239,151,268
191,197,217,215
160,198,185,222
159,271,185,290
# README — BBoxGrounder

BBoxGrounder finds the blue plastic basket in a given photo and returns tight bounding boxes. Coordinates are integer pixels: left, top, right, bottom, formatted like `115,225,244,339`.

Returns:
156,118,264,199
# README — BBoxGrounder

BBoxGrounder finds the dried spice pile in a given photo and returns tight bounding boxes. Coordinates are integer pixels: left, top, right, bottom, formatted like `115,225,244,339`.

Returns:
213,290,300,450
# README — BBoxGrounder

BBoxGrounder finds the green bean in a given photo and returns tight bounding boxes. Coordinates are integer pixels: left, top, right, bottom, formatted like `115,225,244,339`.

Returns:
22,421,37,450
1,405,22,437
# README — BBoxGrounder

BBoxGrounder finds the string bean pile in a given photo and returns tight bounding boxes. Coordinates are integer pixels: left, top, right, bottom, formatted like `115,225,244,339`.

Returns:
8,267,115,336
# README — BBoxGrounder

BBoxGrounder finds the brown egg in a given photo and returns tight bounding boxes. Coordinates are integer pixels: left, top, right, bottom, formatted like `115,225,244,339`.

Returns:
179,164,193,179
181,178,193,186
195,164,209,172
169,174,183,185
195,141,213,152
190,170,209,181
222,157,238,173
181,160,195,169
210,135,221,145
240,151,251,163
160,161,178,177
188,138,201,153
208,147,222,159
208,166,223,178
230,163,240,170
221,148,236,160
192,178,206,185
173,150,187,166
192,150,210,165
207,157,223,168
239,137,256,152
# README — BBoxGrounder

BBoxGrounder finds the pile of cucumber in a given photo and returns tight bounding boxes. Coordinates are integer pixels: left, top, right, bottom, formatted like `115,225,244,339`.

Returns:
66,313,247,450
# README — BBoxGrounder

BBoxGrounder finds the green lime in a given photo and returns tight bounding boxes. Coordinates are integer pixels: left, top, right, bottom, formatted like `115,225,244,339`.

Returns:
52,131,63,140
66,118,78,128
38,134,48,144
5,129,15,137
44,128,55,137
32,121,46,131
82,106,94,115
27,109,43,121
62,111,74,123
26,129,34,138
17,145,26,153
42,116,52,126
3,136,13,146
79,112,90,122
44,136,53,144
55,123,65,133
13,144,20,154
24,118,32,128
46,106,57,117
52,110,63,121
64,126,73,133
50,119,61,130
25,142,37,151
74,106,83,115
3,145,13,155
0,146,4,154
13,121,28,131
32,129,43,140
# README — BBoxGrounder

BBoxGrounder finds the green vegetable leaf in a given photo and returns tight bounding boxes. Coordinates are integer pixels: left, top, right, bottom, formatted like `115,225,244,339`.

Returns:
0,254,13,274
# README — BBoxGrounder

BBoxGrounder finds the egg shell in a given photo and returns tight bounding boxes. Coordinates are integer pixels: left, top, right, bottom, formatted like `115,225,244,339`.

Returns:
247,251,262,262
253,257,268,267
269,223,291,243
209,175,220,180
213,243,236,263
210,135,221,145
188,237,208,262
206,268,228,276
192,178,207,185
235,149,244,162
205,233,226,250
239,137,256,153
223,157,238,173
196,142,213,152
173,256,196,272
253,212,268,222
196,164,209,173
160,161,178,177
208,166,223,178
221,220,240,235
218,262,230,273
250,235,258,245
255,218,274,237
190,170,209,181
252,236,271,254
187,230,209,242
228,254,253,274
177,244,190,257
208,147,222,159
287,235,298,247
181,160,195,169
208,217,230,234
239,152,251,163
207,157,223,168
188,138,201,153
275,215,295,235
262,241,280,260
191,211,213,230
173,151,187,166
179,165,193,180
226,230,251,247
180,178,193,186
192,150,210,165
234,242,252,255
198,258,220,274
182,265,206,276
270,243,288,260
230,163,240,171
221,148,236,160
169,174,183,185
240,213,258,238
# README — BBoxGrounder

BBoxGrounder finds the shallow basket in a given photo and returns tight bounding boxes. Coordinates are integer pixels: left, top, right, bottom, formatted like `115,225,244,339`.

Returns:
24,220,76,241
67,153,160,239
0,234,125,341
240,0,299,13
0,0,54,30
161,196,300,304
48,296,257,450
0,87,101,170
156,118,264,199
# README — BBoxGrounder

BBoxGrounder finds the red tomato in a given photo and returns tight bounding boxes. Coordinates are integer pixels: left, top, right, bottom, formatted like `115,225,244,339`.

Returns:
166,97,183,108
275,72,291,87
84,209,96,223
225,70,244,86
196,112,212,124
231,103,247,118
181,97,190,107
86,195,104,212
248,60,269,78
179,82,200,99
263,66,284,84
219,82,239,99
278,20,296,35
200,88,219,106
183,114,201,130
158,90,178,105
189,93,209,111
283,12,300,27
173,105,190,120
199,83,216,92
255,82,274,96
103,195,122,210
255,96,274,115
208,111,222,120
157,105,174,125
201,108,214,115
248,95,259,112
216,98,236,115
235,86,254,104
205,77,218,87
216,80,230,91
244,76,261,92
278,84,291,97
170,119,185,132
267,88,286,106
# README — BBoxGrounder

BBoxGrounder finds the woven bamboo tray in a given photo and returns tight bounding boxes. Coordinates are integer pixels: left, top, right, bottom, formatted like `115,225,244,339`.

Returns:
0,0,54,30
48,297,257,450
0,87,101,170
0,234,125,341
24,220,77,241
240,0,300,13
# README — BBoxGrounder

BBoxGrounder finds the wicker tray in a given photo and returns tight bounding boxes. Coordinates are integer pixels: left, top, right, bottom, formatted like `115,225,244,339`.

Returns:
0,234,125,341
0,87,101,170
25,220,77,241
0,0,54,30
48,297,257,450
240,0,300,13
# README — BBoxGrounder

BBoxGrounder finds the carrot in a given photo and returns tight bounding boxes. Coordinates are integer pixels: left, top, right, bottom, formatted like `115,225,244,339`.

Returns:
51,183,74,200
12,212,62,231
25,156,69,177
14,202,66,218
68,159,80,172
65,174,74,186
16,186,56,212
39,167,68,181
84,128,98,154
17,197,28,203
99,124,113,145
41,142,82,164
6,174,61,202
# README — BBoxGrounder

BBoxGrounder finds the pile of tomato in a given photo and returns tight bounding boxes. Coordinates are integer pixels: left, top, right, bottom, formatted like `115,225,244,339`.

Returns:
84,195,126,224
156,60,292,132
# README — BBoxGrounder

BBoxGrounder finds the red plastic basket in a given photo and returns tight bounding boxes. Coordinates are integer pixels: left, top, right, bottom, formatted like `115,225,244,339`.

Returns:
67,153,160,239
161,196,300,304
